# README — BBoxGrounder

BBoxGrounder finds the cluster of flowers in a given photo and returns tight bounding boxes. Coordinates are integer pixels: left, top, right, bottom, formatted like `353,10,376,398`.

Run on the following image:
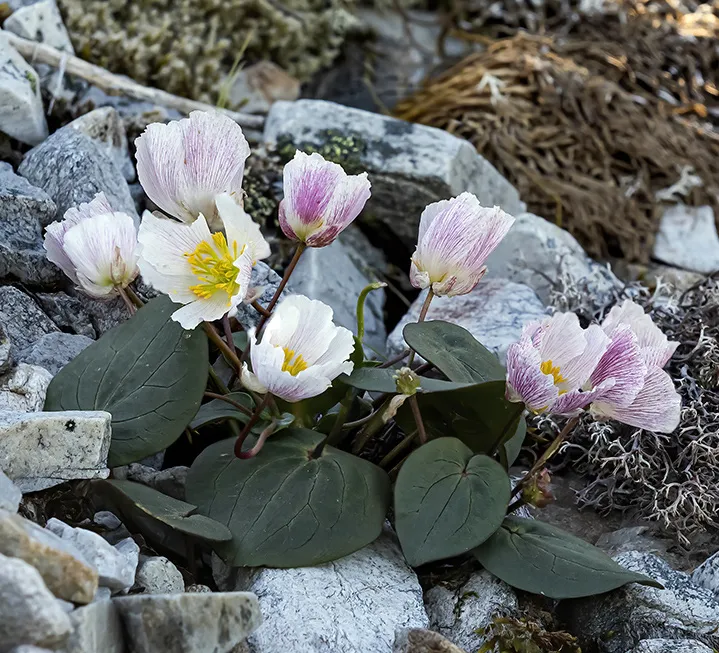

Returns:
41,110,681,433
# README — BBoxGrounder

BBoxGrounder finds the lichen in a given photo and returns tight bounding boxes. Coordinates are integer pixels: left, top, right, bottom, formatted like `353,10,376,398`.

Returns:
478,615,582,653
275,129,368,174
24,70,37,95
56,0,358,105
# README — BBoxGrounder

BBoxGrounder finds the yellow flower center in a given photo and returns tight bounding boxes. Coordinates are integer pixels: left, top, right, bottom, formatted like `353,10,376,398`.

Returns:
281,347,308,376
186,233,244,302
540,359,567,388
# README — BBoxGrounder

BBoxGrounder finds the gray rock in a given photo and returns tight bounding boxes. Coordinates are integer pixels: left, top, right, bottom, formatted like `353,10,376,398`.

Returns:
93,511,122,531
113,592,262,653
45,519,139,593
562,551,719,653
228,61,300,114
9,647,58,653
0,468,22,513
186,584,213,593
690,551,719,597
223,526,428,653
0,510,98,604
63,598,125,653
424,571,518,652
92,586,112,603
36,291,129,339
234,261,290,330
387,279,547,363
393,628,467,653
0,552,72,652
0,33,48,145
3,0,74,53
485,212,621,304
67,107,135,182
615,262,705,294
125,464,188,501
0,364,53,412
627,640,715,653
18,125,138,221
17,332,93,375
264,100,524,249
596,527,673,560
0,410,111,492
0,325,11,375
0,162,62,286
653,204,719,274
133,556,185,595
292,237,386,354
0,286,59,354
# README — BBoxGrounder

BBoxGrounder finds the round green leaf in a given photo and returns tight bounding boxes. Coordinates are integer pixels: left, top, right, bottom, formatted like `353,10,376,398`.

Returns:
341,367,466,394
190,392,255,430
45,296,209,466
395,437,510,567
186,429,391,567
474,516,663,599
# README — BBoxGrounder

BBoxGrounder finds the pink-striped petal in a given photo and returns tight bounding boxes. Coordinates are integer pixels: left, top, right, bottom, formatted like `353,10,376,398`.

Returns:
505,336,559,412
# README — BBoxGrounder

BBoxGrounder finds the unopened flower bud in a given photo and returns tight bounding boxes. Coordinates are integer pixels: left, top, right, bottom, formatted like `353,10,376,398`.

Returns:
521,469,554,508
394,367,421,396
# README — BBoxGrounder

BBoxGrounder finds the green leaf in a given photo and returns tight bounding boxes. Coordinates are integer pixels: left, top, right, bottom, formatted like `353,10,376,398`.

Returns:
45,297,209,466
403,320,506,383
503,417,526,467
93,479,232,556
186,429,391,567
190,392,255,429
341,367,466,394
395,438,510,566
474,516,663,599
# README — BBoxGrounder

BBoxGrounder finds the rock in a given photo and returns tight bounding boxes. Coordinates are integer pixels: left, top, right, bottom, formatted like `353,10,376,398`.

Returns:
18,125,138,221
63,598,125,653
125,464,188,501
690,551,719,597
93,586,112,603
0,468,21,513
264,100,524,249
596,527,673,560
0,33,48,145
653,204,719,274
113,592,262,653
67,107,135,182
0,162,62,286
614,262,704,294
0,286,59,354
133,556,185,595
0,410,111,492
0,552,72,652
17,333,93,375
424,571,518,652
3,0,74,53
561,551,719,653
394,628,467,653
292,237,386,354
485,212,621,304
186,584,212,593
0,364,53,412
0,510,98,604
45,519,139,593
93,511,122,531
234,261,290,330
229,61,300,114
36,291,130,339
0,325,11,375
627,640,715,653
223,526,429,653
8,647,58,653
387,279,546,363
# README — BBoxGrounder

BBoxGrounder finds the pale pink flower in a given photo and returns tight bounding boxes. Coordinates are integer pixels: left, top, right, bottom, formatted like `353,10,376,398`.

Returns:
242,295,355,402
410,193,515,297
135,111,250,230
279,151,371,247
43,193,139,298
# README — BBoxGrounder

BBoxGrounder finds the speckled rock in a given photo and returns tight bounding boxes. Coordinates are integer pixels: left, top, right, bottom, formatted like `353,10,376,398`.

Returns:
561,552,719,653
264,100,524,249
45,519,139,593
0,364,53,412
424,571,518,652
0,410,111,492
63,598,125,653
3,0,74,53
124,464,188,501
394,628,467,653
220,526,429,653
690,551,719,597
133,556,185,595
113,592,261,653
234,261,291,330
653,205,719,275
387,279,546,363
0,325,11,375
18,126,138,221
0,469,21,513
17,332,93,375
0,552,72,652
0,286,59,354
627,639,716,653
0,510,98,604
35,291,129,339
485,212,621,304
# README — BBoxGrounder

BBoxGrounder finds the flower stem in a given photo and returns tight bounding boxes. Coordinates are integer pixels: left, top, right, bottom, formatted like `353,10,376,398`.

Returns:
222,314,236,356
117,287,136,316
257,243,306,332
407,289,434,367
123,284,145,308
356,281,387,343
251,300,270,317
408,395,428,444
236,418,277,459
203,322,242,373
379,429,418,468
378,349,410,369
326,390,355,446
510,415,580,498
234,393,272,458
203,392,254,418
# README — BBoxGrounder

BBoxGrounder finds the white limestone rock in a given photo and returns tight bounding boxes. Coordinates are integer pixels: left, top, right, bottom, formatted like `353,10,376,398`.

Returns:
0,364,53,412
690,551,719,597
133,555,185,595
627,639,716,653
0,468,21,513
63,599,125,653
653,204,719,274
3,0,74,53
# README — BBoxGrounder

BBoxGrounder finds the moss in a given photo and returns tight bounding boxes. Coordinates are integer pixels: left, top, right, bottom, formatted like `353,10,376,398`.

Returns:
56,0,358,105
24,70,38,95
275,129,368,174
479,616,582,653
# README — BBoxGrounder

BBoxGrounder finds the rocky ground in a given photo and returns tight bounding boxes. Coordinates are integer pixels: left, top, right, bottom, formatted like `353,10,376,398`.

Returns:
2,1,719,652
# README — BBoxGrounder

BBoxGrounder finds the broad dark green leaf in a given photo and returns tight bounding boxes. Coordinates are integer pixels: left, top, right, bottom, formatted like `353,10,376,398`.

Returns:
503,417,526,467
341,367,466,394
403,320,506,383
190,392,255,429
45,297,209,466
395,438,510,566
474,516,663,599
186,429,391,567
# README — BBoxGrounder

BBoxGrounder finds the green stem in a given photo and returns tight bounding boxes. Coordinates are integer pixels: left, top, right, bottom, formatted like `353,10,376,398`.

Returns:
326,390,355,446
379,429,418,468
352,399,391,454
407,289,434,367
356,281,387,343
124,284,145,308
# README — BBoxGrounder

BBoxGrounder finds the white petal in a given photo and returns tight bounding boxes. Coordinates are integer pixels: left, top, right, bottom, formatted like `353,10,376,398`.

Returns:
44,220,79,283
241,363,268,394
558,324,610,391
538,312,586,369
137,210,210,275
216,193,270,263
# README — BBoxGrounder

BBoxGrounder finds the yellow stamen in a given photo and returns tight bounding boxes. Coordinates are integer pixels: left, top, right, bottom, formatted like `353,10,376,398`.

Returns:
281,347,308,376
540,359,567,387
185,233,244,303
